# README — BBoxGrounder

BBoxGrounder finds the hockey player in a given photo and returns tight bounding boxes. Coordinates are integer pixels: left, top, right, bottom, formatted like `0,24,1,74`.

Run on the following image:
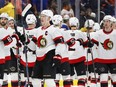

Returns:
19,14,37,87
4,17,16,64
91,15,116,87
27,10,67,87
0,13,8,29
3,17,16,87
61,14,70,30
4,17,23,87
8,17,15,29
66,17,87,87
52,15,74,87
0,13,20,86
84,19,100,87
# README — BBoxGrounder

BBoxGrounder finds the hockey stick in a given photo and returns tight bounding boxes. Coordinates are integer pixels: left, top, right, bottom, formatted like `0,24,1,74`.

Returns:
21,4,32,87
13,21,21,87
86,20,97,87
13,3,32,87
22,4,32,17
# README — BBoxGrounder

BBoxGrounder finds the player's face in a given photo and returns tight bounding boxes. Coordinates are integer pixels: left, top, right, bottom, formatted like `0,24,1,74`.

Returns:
103,20,111,28
0,17,8,27
40,14,50,26
28,24,36,29
70,26,77,30
8,20,15,29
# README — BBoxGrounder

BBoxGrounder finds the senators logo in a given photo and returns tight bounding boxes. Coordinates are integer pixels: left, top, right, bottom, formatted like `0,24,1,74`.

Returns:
101,39,113,50
40,38,47,47
37,35,47,48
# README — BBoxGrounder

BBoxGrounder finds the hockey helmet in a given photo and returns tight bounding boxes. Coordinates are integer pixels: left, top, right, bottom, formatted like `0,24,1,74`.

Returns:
103,15,113,21
84,19,95,28
69,17,79,27
0,13,9,19
41,10,53,19
90,12,96,18
26,14,37,24
63,14,69,20
8,17,14,21
52,15,63,25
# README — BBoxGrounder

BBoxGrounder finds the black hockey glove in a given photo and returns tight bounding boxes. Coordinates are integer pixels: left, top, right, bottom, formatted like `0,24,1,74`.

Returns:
87,40,94,48
15,31,24,44
19,34,26,44
19,34,29,45
16,32,21,37
52,55,62,68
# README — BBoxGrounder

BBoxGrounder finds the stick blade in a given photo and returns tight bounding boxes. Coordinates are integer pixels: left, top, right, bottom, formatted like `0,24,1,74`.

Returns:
22,4,32,17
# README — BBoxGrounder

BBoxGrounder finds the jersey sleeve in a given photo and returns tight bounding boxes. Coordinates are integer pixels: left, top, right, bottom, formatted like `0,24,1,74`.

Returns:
51,29,66,56
0,28,17,48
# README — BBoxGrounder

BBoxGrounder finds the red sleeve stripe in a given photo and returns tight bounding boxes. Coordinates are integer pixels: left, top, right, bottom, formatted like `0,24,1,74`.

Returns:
91,38,99,46
53,36,63,41
2,35,13,46
66,38,75,47
32,36,37,44
12,34,19,41
53,36,64,45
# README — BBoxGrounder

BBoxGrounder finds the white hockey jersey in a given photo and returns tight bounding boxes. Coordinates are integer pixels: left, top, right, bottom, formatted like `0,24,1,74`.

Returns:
66,30,87,64
30,25,66,61
18,27,37,67
84,32,98,65
5,27,17,61
53,27,71,63
0,27,17,64
92,29,116,63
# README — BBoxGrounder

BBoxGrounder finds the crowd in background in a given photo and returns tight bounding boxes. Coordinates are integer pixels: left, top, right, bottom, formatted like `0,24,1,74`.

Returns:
0,0,115,27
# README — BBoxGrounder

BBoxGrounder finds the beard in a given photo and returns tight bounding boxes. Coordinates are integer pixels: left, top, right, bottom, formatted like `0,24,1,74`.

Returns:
0,22,7,27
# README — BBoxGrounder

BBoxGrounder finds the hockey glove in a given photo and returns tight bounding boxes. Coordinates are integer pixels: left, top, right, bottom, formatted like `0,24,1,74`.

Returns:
87,40,94,48
19,34,26,44
52,55,62,68
19,34,29,45
16,32,21,37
